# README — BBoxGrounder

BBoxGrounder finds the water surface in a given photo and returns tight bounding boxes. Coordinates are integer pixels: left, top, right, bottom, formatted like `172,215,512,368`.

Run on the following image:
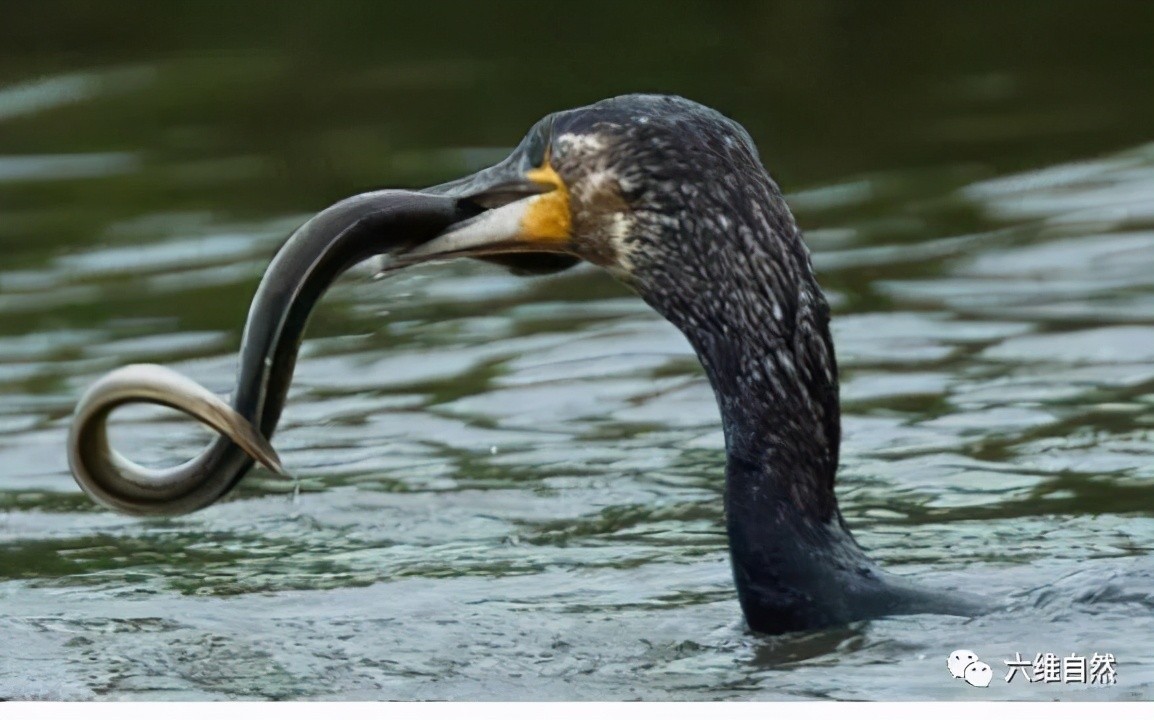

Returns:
1,1,1153,700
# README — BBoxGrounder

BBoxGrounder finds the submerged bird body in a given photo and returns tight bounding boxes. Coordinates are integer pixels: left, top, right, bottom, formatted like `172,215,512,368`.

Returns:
68,94,984,633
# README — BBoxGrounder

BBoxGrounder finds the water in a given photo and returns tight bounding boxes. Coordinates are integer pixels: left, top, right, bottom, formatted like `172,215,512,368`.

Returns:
2,1,1153,701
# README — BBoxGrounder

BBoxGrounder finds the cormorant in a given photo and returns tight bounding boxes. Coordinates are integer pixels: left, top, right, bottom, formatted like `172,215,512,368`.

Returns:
68,94,986,634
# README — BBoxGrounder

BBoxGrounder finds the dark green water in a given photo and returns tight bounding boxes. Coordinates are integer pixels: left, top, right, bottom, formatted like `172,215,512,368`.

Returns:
2,1,1153,700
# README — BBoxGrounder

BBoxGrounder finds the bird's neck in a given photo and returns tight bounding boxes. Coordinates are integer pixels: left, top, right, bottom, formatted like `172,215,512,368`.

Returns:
687,321,841,520
682,277,887,631
681,286,880,631
662,218,844,525
640,200,878,630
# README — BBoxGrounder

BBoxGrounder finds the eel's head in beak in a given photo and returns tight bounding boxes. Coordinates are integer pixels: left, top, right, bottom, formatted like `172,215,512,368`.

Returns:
388,103,644,280
387,116,578,275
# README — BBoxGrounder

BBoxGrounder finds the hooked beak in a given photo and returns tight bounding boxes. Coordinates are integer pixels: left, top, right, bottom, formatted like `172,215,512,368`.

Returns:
385,150,576,271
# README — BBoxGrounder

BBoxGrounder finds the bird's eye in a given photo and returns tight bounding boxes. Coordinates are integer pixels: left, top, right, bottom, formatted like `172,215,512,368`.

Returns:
525,130,548,168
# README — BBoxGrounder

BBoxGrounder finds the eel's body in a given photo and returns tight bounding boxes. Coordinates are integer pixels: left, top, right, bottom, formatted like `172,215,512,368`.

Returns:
68,190,464,516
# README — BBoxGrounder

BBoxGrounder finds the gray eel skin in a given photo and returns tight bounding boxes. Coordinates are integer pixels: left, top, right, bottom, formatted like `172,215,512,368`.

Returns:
68,190,467,516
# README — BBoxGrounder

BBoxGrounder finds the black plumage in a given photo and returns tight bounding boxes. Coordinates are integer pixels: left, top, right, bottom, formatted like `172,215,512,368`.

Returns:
508,95,986,633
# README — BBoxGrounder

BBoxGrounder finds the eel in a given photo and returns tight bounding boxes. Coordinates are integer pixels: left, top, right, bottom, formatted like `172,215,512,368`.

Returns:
67,190,466,516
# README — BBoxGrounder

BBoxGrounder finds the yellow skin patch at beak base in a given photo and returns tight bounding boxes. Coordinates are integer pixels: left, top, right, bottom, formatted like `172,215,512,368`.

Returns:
520,161,572,243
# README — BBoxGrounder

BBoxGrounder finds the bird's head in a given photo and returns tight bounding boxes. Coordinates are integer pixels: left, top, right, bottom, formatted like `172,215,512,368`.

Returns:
392,94,803,327
396,94,838,479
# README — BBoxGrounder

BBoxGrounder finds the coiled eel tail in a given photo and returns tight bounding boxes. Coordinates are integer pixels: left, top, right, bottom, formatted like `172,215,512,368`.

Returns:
68,190,464,516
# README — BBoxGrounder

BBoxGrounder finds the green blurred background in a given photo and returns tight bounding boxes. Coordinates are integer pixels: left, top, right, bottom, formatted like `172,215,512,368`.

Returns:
4,0,1153,247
